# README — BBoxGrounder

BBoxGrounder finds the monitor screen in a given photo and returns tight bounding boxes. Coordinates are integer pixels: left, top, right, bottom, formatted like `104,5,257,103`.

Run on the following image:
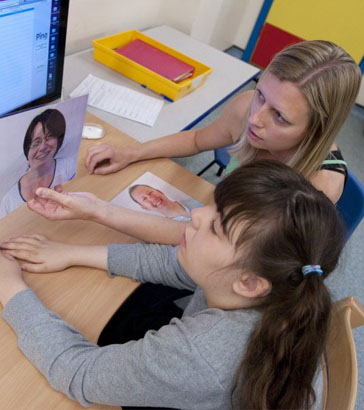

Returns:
0,0,69,117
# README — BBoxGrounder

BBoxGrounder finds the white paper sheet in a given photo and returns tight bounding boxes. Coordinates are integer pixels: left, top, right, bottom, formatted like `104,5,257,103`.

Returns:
69,74,164,127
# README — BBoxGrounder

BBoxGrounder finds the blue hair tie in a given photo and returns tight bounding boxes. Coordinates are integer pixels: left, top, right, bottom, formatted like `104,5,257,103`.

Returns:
301,265,323,277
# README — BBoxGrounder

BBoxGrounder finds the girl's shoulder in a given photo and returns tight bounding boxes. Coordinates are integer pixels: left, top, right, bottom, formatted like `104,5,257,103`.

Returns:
185,307,260,342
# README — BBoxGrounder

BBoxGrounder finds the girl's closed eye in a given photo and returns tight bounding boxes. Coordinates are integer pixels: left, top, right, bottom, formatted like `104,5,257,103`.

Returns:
210,220,217,235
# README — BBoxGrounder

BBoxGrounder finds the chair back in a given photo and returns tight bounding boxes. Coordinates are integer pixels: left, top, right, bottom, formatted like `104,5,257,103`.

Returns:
322,297,364,410
214,146,231,168
336,170,364,239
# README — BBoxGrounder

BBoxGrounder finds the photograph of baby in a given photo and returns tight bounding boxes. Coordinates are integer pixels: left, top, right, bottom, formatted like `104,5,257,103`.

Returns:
0,95,88,219
111,172,202,221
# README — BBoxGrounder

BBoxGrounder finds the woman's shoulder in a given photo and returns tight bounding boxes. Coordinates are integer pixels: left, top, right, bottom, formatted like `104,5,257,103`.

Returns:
311,144,347,203
311,167,345,204
227,90,254,119
214,90,254,143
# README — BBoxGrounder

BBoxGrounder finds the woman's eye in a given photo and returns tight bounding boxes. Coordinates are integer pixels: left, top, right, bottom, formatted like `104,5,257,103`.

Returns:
31,140,41,148
275,111,286,123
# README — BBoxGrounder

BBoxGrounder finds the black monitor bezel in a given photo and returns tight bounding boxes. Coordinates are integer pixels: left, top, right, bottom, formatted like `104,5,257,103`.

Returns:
1,0,70,118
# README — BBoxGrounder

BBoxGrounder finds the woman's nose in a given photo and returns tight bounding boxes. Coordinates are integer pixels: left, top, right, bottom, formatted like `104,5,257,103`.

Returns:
249,106,265,128
37,139,47,150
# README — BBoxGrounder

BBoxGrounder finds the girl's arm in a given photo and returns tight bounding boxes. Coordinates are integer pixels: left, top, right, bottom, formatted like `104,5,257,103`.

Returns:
86,91,253,175
0,234,107,273
0,252,28,307
2,286,220,408
1,234,195,289
28,189,187,245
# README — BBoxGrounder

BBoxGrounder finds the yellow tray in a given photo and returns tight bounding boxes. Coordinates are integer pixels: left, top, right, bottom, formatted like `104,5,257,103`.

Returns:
92,30,212,101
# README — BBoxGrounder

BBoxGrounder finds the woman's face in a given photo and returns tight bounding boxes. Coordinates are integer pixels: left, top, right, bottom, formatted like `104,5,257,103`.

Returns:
27,122,58,168
247,72,311,161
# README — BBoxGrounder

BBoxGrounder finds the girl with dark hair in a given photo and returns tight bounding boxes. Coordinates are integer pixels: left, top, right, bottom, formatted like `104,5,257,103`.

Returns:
0,160,344,409
0,109,75,218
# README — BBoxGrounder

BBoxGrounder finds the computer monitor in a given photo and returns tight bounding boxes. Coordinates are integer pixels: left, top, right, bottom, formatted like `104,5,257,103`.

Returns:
0,0,69,117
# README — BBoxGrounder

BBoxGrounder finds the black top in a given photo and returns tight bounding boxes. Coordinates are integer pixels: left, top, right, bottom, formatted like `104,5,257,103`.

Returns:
320,149,347,183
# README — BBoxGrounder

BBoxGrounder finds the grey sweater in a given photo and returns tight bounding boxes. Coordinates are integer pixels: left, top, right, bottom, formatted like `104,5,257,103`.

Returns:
2,243,322,409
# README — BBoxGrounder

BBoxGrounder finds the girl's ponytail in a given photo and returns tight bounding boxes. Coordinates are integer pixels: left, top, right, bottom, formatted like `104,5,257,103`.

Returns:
240,274,332,409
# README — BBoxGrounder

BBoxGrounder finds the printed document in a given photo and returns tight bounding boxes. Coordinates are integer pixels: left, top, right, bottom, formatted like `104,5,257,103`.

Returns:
70,74,164,126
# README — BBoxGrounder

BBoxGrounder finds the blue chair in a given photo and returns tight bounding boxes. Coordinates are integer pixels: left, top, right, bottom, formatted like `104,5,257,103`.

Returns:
336,170,364,240
197,146,231,177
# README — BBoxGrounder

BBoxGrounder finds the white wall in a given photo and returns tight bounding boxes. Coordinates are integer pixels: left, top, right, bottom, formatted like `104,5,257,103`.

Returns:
65,0,164,55
65,0,262,54
156,0,199,36
157,0,263,51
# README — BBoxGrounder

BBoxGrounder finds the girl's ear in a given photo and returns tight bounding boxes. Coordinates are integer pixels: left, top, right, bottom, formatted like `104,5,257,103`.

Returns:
233,273,271,299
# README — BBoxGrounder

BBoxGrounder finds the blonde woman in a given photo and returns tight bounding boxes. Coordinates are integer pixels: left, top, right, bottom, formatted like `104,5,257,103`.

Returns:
85,41,361,204
28,40,361,245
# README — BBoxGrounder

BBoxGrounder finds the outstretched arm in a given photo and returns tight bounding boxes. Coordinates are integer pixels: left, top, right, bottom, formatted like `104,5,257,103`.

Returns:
86,91,252,174
0,234,107,273
28,188,187,245
0,252,28,307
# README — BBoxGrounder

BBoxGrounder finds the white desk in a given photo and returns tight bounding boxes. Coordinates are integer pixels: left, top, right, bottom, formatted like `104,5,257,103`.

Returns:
63,25,260,143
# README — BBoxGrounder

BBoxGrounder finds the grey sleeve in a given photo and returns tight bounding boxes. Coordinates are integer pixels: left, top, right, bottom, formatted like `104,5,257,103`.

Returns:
2,289,225,409
107,243,196,291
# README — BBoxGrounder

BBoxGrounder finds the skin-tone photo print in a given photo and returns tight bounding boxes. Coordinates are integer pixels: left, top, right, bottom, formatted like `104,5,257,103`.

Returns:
111,172,202,221
0,95,88,219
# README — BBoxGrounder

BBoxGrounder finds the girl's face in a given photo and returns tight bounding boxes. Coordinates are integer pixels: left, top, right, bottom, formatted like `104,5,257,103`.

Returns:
28,122,58,168
247,72,311,161
177,204,239,291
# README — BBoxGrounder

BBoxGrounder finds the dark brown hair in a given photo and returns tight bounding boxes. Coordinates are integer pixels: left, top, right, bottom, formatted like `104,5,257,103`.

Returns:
214,160,345,409
23,109,66,159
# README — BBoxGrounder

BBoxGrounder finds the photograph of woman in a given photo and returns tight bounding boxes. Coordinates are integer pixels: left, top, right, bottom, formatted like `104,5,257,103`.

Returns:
0,108,79,218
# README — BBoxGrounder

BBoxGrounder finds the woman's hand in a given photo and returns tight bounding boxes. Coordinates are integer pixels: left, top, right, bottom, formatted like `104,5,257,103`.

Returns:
0,234,77,273
0,251,28,307
27,188,107,221
85,144,136,175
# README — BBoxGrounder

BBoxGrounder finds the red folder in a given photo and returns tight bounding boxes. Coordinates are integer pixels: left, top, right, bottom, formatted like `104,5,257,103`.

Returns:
115,39,195,82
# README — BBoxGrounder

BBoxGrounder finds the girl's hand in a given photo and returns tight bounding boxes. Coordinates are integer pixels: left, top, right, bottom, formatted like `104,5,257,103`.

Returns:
0,251,28,307
0,234,76,273
27,188,107,221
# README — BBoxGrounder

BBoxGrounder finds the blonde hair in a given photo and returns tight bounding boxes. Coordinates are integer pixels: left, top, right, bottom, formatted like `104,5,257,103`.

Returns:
232,40,362,178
